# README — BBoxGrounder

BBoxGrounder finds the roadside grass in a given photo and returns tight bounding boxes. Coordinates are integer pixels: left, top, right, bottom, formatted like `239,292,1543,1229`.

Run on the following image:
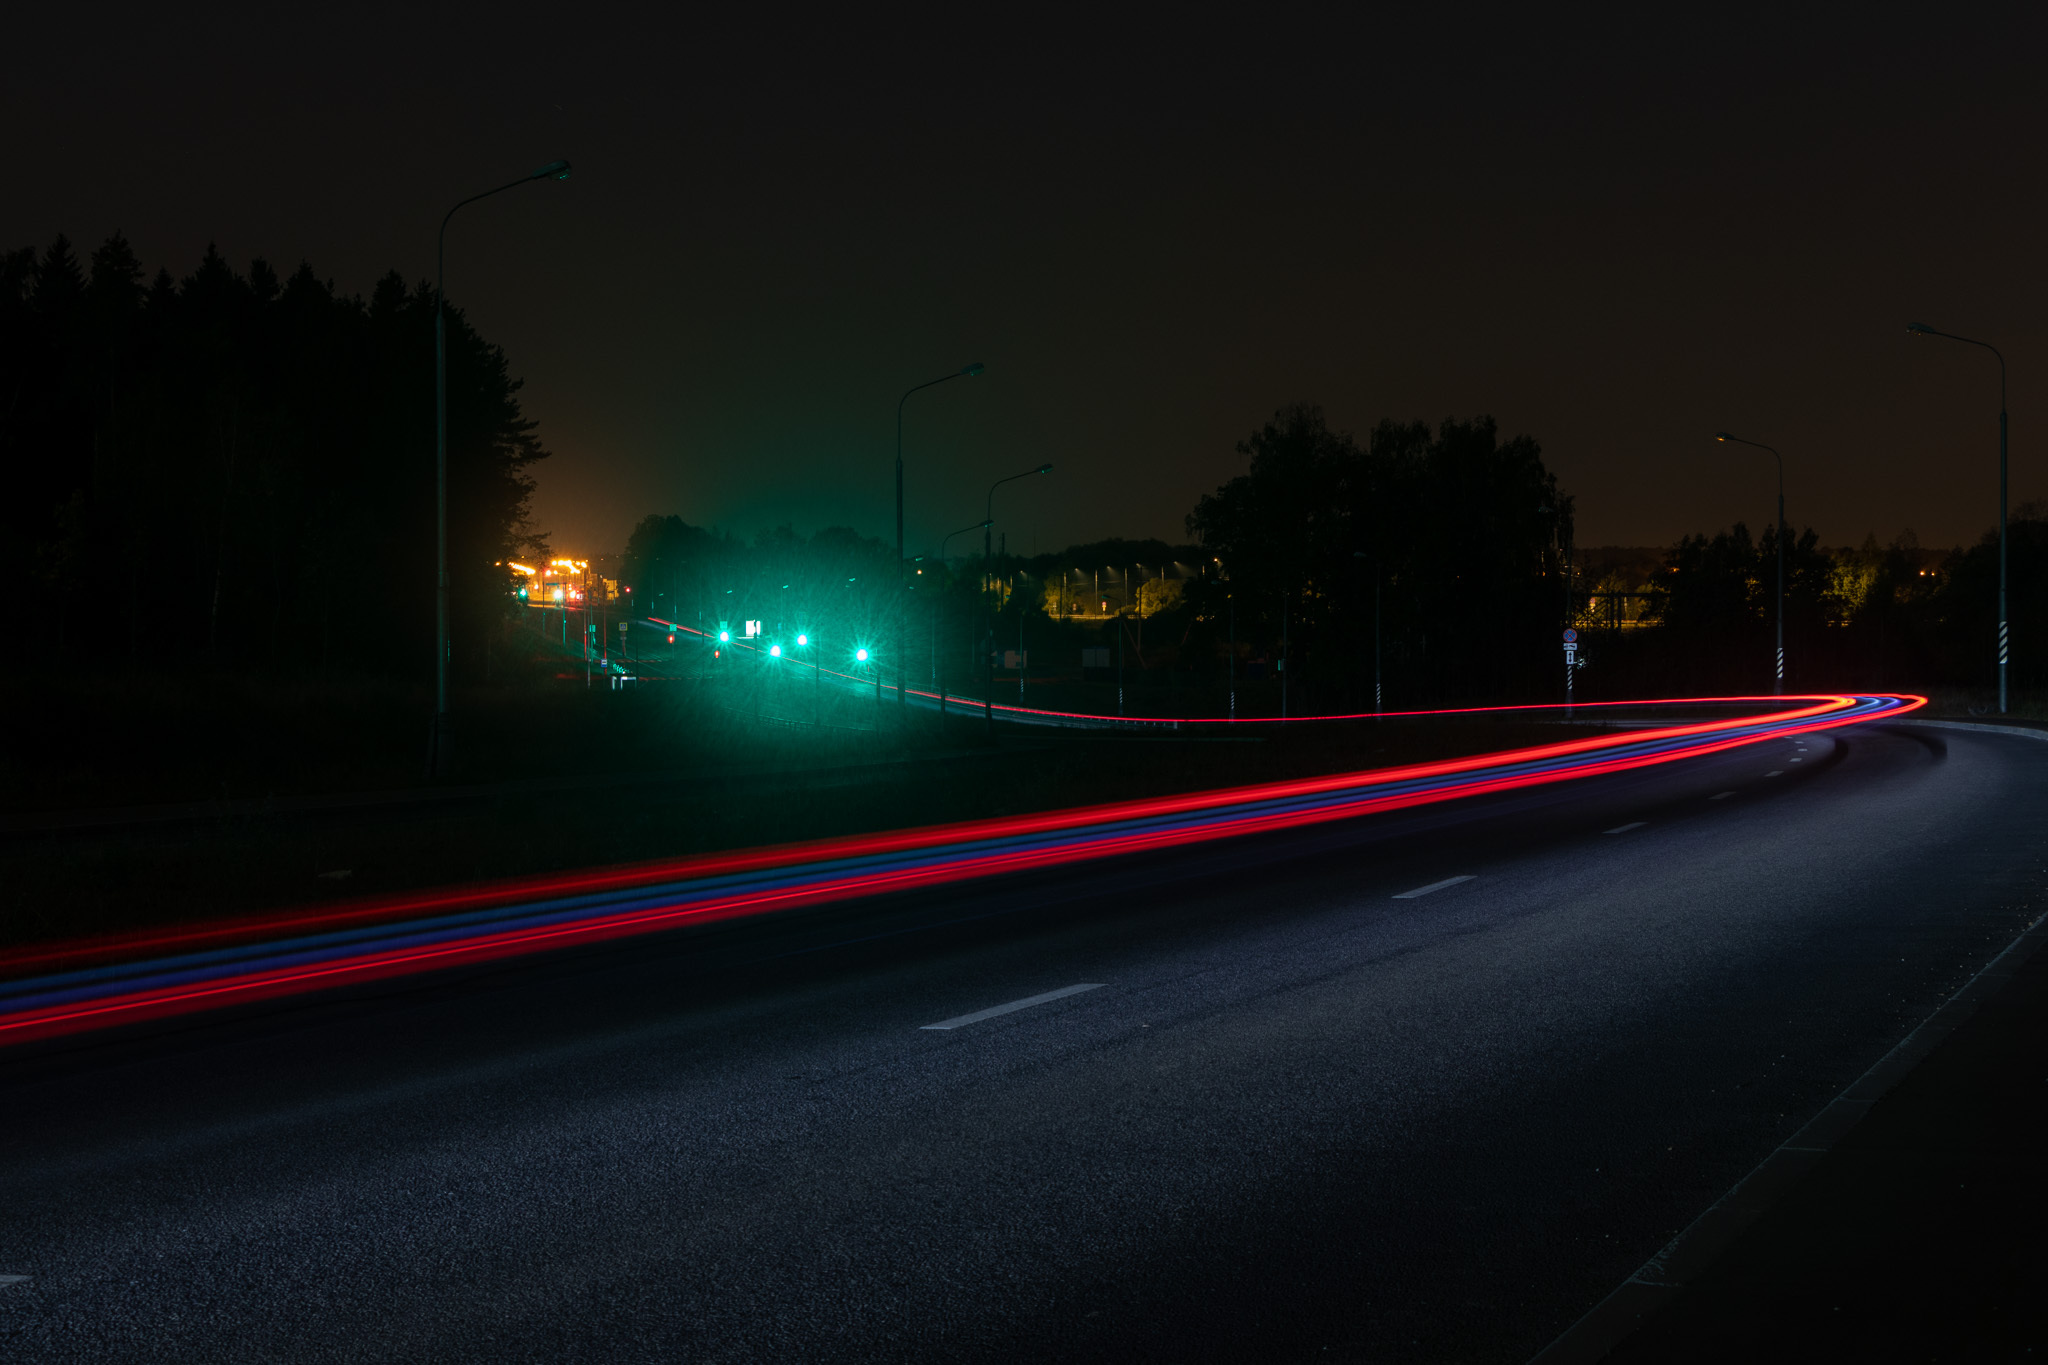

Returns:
0,674,1625,957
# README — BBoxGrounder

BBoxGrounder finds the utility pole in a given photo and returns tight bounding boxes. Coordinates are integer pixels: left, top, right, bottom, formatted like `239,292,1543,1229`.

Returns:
430,158,570,778
1907,324,2010,711
896,363,986,725
1281,594,1290,721
1713,433,1786,693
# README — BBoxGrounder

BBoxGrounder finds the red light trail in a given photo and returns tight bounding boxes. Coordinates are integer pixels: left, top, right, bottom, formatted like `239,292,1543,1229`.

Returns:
0,693,1922,1047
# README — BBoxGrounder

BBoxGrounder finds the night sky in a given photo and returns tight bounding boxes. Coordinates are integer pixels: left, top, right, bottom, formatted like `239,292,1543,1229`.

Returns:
10,6,2043,559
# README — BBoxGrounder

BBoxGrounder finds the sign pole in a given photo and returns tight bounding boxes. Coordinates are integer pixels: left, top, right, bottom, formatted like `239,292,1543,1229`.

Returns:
1563,628,1578,716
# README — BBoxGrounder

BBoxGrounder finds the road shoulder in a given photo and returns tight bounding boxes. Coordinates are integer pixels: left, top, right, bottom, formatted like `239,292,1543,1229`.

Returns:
1536,900,2048,1362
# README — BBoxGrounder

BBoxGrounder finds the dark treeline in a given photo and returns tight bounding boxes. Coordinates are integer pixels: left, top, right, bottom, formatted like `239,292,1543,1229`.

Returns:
1180,403,1574,706
1580,514,2048,697
612,403,1579,710
1,233,546,681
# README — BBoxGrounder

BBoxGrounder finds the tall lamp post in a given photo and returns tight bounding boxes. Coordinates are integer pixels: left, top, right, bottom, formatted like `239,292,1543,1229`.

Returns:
1714,432,1786,694
1352,552,1381,712
1908,323,2010,712
937,520,991,715
430,158,571,778
983,463,1053,731
895,363,985,718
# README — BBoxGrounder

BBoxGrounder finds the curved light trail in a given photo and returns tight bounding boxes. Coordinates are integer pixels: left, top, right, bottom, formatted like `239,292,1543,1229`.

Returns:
0,693,1922,1047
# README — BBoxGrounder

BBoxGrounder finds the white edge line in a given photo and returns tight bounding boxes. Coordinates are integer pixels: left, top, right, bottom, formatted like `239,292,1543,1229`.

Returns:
920,983,1105,1031
1603,822,1647,835
0,1276,27,1288
1392,875,1476,900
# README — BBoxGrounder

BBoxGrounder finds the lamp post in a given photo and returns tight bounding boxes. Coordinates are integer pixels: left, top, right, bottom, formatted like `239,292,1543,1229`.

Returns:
430,158,570,778
983,463,1053,731
1353,552,1381,712
1713,433,1786,693
1217,558,1234,719
1908,323,2010,712
937,520,991,715
895,363,985,719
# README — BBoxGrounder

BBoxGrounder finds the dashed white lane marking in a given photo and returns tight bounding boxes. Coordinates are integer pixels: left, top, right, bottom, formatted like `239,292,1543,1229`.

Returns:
0,1276,26,1289
1766,770,1784,777
1789,757,1803,762
920,983,1104,1031
1604,822,1647,835
1393,875,1476,900
1709,791,1736,801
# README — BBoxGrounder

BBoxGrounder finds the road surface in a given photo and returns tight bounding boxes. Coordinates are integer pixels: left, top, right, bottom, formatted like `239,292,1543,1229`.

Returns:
1,720,2041,1362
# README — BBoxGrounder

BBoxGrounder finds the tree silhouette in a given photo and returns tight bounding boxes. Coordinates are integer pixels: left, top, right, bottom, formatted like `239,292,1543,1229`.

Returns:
0,233,550,683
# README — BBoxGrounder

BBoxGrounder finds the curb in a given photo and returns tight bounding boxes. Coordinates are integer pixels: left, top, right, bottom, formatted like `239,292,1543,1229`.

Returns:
1530,762,2048,1363
1901,718,2048,740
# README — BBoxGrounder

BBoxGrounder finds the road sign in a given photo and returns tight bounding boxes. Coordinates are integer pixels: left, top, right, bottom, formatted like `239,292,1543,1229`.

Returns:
1562,628,1578,644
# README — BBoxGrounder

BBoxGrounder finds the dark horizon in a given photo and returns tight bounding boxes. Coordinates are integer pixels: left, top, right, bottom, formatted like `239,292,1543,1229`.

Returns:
7,7,2044,560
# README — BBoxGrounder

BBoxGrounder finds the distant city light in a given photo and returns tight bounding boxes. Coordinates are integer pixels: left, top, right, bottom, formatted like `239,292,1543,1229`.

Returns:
796,633,808,646
770,644,782,657
855,648,869,662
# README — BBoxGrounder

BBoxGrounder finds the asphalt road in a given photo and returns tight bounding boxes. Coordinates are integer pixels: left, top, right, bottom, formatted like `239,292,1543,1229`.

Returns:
2,720,2042,1363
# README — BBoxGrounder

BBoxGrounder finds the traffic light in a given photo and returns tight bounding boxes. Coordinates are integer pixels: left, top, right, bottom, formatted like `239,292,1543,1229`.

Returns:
667,633,676,644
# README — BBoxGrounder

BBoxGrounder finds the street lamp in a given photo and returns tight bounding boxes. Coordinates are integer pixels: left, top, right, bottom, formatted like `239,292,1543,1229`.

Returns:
937,520,992,715
984,463,1053,731
895,362,986,717
1352,552,1381,712
429,157,571,778
1908,323,2011,712
1714,432,1786,694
